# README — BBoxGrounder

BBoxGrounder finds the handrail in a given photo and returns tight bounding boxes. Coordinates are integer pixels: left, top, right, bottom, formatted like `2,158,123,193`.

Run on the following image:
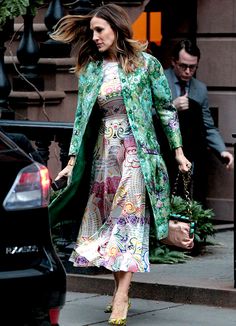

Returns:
0,119,73,168
0,119,73,139
0,119,73,130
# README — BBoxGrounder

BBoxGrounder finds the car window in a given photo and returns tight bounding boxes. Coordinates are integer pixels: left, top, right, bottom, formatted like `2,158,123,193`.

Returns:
0,138,9,151
0,131,17,151
0,132,29,163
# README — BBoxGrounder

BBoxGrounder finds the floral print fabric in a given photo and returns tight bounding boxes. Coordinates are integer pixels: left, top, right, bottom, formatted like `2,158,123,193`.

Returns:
65,53,182,241
69,61,150,272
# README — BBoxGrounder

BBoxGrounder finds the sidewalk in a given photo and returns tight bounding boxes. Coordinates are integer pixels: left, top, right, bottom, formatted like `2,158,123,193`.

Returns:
66,229,236,308
59,292,236,326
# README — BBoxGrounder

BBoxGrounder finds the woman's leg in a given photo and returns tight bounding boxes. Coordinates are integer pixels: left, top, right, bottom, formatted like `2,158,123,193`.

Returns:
105,272,120,312
109,271,133,320
113,271,120,291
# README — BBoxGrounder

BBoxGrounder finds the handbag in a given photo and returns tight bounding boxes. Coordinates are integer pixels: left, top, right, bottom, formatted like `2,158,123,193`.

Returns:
161,170,195,250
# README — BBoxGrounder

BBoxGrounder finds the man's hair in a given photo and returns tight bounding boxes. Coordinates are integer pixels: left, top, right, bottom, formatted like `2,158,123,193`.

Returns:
172,39,201,61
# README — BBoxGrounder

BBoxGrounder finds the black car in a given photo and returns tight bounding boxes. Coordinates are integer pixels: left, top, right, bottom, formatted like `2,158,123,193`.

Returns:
0,130,66,325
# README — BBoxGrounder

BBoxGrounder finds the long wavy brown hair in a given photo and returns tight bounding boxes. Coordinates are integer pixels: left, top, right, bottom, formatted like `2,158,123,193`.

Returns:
50,3,147,74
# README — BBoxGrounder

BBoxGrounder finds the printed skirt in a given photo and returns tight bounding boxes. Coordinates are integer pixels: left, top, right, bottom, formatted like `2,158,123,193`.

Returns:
69,114,150,272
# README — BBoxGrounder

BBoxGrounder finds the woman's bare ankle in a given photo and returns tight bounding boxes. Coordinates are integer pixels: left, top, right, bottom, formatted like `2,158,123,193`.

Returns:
110,293,129,318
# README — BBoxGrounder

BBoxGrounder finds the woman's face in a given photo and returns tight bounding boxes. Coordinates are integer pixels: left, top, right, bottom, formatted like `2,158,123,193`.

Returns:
90,16,116,54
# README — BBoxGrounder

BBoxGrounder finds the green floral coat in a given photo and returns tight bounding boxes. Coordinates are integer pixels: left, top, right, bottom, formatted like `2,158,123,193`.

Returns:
49,52,182,240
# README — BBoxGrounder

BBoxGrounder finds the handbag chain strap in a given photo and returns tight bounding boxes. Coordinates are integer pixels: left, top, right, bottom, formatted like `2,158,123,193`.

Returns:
172,170,192,218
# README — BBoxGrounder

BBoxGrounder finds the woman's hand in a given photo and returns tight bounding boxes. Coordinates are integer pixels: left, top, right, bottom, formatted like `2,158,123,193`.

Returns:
174,147,192,173
55,156,75,181
55,165,73,181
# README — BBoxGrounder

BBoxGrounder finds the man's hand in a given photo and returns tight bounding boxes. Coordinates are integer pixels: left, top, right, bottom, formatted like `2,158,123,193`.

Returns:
220,151,234,169
173,93,189,111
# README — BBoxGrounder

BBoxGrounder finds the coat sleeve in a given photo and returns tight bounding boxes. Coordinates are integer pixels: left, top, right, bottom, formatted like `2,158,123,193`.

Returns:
198,82,226,154
69,94,83,156
146,54,182,150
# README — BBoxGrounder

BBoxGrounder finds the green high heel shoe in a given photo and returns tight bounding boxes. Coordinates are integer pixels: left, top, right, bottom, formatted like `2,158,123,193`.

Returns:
104,303,113,313
108,317,127,325
107,299,130,325
105,299,131,313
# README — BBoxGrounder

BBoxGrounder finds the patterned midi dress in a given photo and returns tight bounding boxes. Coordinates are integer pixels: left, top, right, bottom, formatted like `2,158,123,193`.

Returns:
69,61,150,273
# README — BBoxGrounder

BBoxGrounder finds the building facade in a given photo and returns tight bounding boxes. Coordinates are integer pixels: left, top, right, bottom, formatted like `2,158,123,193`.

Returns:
2,0,235,221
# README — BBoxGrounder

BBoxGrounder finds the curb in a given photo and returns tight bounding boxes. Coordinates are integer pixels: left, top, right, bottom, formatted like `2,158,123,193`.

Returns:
66,273,236,309
214,223,234,232
65,229,235,309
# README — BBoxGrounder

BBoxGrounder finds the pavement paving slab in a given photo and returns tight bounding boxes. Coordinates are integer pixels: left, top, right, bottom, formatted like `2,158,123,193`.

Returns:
66,231,236,308
59,292,236,326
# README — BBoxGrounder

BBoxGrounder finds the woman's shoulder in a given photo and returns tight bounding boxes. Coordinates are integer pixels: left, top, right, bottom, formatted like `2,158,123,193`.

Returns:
141,51,161,66
87,60,102,70
79,60,102,76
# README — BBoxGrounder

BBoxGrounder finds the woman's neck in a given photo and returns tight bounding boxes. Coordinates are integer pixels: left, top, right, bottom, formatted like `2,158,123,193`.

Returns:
103,51,117,62
103,58,117,63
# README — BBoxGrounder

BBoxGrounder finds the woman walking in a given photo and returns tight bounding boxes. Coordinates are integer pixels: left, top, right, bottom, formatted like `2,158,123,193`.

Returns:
49,4,191,325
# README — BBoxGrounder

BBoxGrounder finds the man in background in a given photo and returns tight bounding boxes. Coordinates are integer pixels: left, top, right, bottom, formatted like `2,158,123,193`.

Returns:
157,39,233,206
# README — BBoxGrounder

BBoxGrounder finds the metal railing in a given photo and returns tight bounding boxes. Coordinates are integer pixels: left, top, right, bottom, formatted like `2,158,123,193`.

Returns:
0,119,73,168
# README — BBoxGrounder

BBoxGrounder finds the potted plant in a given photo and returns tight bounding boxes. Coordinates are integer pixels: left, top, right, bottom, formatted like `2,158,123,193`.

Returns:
0,0,44,29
